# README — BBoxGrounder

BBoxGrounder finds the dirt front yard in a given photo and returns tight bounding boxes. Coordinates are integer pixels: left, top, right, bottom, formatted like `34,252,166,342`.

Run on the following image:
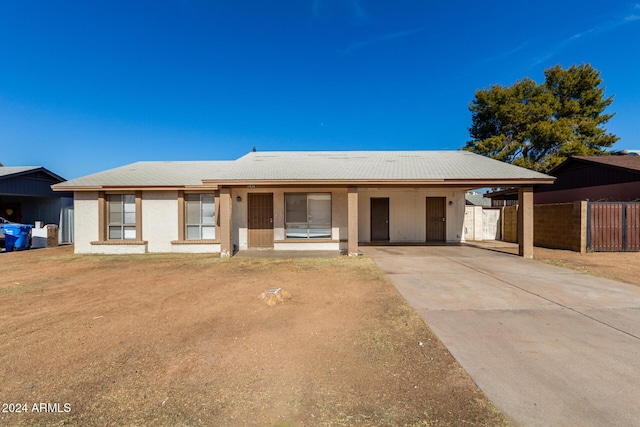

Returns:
0,246,506,426
533,247,640,286
470,241,640,287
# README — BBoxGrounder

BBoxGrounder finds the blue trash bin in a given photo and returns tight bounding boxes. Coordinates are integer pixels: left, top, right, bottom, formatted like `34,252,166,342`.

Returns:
3,224,32,252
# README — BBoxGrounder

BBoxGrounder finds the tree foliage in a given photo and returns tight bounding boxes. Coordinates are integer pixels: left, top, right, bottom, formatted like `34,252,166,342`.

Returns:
464,64,618,172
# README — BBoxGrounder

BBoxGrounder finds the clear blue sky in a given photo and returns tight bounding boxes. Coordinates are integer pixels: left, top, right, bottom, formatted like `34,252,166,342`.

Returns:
1,1,639,179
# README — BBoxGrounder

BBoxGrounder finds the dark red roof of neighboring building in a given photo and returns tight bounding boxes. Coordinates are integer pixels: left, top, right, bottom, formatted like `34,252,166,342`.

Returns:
567,155,640,173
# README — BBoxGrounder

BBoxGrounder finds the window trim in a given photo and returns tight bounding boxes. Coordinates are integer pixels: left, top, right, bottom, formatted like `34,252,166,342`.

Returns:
176,191,219,243
185,193,216,240
96,191,143,242
284,192,332,239
107,194,137,240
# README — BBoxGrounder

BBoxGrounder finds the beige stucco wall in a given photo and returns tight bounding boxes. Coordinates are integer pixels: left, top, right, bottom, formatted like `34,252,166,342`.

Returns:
274,242,346,250
171,243,221,253
357,188,466,242
142,191,178,253
90,243,148,255
73,186,467,253
73,192,99,253
231,187,349,250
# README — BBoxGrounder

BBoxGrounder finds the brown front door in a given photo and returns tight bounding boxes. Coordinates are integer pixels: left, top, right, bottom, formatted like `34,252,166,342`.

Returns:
371,198,390,241
248,193,274,248
426,197,446,241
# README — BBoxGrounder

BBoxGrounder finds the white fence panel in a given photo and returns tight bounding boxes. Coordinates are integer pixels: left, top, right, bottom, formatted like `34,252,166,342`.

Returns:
482,208,501,240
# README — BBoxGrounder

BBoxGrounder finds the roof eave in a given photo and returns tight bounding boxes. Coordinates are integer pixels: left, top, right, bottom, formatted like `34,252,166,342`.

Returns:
1,167,66,182
201,178,555,187
554,156,640,175
53,177,554,191
52,184,220,192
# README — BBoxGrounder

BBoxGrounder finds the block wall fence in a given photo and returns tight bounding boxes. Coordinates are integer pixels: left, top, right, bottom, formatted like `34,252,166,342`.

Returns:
502,201,587,253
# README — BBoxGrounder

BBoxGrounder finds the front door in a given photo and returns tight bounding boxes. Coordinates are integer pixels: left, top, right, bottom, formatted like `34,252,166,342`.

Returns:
371,198,390,241
426,197,446,241
248,193,274,248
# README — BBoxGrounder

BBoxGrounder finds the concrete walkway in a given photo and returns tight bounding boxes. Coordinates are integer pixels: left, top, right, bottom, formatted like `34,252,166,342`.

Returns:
363,245,640,427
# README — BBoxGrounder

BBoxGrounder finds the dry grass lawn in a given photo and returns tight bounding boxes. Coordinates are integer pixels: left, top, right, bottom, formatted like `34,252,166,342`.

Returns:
0,246,507,426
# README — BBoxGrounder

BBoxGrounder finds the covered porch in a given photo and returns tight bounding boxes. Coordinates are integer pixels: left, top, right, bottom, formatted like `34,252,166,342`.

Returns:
216,184,535,258
345,185,534,258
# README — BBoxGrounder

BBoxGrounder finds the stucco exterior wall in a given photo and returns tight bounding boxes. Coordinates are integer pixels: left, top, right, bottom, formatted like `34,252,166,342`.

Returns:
171,243,221,253
74,192,99,254
357,188,466,242
274,242,346,250
89,243,148,255
142,191,178,253
72,186,466,253
231,187,349,251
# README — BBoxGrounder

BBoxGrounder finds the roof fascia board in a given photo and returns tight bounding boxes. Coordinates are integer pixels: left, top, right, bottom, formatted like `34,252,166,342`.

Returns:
52,185,219,192
1,167,66,183
202,178,554,187
552,157,640,176
581,159,640,175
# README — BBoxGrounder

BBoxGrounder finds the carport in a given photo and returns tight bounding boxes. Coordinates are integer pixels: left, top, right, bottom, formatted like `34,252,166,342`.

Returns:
0,166,73,242
208,151,554,258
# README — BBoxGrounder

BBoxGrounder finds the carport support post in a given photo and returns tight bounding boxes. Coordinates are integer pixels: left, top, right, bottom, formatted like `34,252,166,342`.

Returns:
518,186,534,258
220,187,232,258
348,186,359,256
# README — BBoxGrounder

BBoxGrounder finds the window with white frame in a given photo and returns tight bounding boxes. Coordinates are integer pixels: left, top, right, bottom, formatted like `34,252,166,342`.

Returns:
108,194,136,240
285,193,331,238
185,194,215,240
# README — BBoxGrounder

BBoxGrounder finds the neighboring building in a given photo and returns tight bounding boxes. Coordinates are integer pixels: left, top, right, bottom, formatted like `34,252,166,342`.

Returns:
484,188,520,207
465,191,491,207
535,155,640,204
0,166,74,242
52,151,553,257
485,153,640,205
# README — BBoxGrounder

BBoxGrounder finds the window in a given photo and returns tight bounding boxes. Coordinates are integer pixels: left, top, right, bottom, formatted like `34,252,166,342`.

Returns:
185,194,215,239
108,194,136,240
285,193,331,238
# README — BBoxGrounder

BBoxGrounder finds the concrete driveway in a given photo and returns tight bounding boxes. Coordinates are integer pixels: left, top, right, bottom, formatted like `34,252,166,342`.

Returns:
363,245,640,427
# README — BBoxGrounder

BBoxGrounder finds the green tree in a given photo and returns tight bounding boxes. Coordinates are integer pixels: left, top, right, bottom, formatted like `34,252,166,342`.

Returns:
464,64,618,172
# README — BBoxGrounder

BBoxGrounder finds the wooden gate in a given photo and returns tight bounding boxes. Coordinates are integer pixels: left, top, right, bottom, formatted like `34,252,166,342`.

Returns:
248,193,274,248
627,203,640,251
588,202,640,252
